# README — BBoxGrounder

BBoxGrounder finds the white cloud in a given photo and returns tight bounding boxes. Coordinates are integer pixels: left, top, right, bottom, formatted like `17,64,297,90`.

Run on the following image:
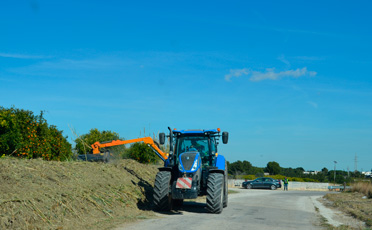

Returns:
224,68,250,81
250,67,317,82
7,57,137,78
293,56,325,61
0,52,51,59
278,55,290,66
225,67,317,82
307,101,318,109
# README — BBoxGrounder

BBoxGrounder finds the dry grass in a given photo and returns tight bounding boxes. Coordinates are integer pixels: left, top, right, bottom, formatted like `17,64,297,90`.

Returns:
0,157,159,229
324,191,372,228
351,182,372,199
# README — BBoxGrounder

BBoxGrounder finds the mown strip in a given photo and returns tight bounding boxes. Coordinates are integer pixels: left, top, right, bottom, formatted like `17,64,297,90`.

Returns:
0,157,159,229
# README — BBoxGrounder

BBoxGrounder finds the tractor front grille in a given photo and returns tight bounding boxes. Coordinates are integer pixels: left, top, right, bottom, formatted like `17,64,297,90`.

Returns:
180,152,197,171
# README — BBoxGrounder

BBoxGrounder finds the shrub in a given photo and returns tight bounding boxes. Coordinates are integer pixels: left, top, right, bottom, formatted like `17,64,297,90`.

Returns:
241,175,256,180
0,106,72,160
126,142,158,164
74,128,125,156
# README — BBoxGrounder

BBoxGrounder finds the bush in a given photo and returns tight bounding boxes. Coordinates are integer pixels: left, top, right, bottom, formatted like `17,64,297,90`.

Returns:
74,128,125,156
126,142,158,164
0,106,72,160
241,175,256,180
273,176,317,182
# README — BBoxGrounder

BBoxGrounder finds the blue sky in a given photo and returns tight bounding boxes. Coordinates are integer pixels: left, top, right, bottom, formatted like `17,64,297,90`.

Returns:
1,0,372,172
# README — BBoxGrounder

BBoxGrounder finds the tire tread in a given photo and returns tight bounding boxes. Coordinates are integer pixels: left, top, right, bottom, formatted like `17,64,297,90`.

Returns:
153,171,171,211
206,173,224,214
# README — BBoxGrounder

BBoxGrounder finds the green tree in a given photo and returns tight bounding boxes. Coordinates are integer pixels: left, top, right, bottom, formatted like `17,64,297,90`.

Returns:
242,160,253,173
228,160,252,176
74,128,126,156
228,160,243,176
335,174,345,184
266,161,281,175
0,106,72,160
321,167,329,175
227,160,259,177
252,167,265,177
314,172,327,182
126,142,158,164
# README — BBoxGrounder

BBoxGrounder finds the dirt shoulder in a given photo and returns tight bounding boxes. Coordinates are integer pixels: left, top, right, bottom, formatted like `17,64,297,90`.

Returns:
0,157,160,230
318,192,372,229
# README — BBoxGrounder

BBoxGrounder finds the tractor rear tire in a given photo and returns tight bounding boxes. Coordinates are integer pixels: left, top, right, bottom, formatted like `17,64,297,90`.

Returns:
153,171,172,211
206,173,224,214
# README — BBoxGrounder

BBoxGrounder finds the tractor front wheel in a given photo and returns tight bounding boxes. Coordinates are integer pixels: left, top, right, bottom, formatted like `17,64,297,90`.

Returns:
206,173,224,214
153,171,172,211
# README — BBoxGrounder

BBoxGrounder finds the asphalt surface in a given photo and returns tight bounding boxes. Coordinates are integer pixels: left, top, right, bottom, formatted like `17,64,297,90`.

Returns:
116,188,329,230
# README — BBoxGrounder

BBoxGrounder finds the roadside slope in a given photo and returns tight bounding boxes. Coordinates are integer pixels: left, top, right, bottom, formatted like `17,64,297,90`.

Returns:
0,157,159,229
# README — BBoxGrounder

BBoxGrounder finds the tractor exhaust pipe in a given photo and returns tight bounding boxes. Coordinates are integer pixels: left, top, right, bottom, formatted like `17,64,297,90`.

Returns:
168,127,173,153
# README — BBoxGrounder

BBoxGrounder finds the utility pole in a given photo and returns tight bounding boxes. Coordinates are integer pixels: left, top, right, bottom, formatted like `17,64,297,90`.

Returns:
354,153,358,173
334,161,337,185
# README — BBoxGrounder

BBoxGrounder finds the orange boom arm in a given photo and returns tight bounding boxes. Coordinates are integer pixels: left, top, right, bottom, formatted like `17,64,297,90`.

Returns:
91,137,169,161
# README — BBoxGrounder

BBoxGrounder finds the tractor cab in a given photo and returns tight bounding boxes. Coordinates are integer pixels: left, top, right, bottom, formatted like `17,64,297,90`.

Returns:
174,134,216,168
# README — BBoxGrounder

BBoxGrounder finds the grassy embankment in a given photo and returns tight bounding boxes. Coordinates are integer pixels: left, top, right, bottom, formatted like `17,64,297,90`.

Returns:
0,157,159,229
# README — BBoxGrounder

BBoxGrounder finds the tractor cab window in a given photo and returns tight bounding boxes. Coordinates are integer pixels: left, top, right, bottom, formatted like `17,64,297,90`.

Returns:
176,136,209,157
210,137,216,154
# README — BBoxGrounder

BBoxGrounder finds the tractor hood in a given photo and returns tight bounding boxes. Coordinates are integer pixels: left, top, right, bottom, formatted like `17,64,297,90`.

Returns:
178,151,201,173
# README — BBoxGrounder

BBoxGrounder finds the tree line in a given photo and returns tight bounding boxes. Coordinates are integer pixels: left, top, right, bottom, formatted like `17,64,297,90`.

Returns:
228,160,367,183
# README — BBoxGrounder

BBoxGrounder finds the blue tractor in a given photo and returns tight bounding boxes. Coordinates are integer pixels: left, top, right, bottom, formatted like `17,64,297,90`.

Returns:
154,127,229,213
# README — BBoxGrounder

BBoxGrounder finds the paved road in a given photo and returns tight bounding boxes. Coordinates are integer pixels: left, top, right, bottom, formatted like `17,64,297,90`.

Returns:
116,189,329,230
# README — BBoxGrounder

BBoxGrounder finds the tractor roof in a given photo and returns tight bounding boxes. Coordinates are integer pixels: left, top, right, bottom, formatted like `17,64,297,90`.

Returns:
173,129,220,135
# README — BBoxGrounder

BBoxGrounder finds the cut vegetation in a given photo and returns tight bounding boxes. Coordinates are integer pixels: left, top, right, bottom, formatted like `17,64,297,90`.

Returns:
0,157,159,229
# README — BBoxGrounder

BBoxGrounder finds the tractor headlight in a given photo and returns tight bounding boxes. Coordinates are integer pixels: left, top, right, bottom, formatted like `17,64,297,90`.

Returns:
178,163,184,172
191,159,198,171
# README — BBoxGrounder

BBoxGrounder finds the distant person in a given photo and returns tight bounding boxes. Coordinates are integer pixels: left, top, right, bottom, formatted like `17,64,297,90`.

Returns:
283,177,289,191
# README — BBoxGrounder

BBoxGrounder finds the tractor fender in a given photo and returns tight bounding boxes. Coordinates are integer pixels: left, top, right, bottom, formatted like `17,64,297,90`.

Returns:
158,167,172,172
214,155,226,171
209,168,225,174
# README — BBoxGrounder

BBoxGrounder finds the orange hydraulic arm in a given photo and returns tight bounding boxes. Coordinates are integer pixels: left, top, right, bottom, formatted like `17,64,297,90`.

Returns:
91,137,169,161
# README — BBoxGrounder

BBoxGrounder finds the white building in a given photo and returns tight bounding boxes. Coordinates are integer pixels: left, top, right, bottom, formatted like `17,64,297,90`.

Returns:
303,171,320,175
362,171,371,178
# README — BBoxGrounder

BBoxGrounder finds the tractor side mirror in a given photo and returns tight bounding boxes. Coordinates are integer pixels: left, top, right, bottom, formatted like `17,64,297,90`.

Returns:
222,132,229,144
159,133,165,145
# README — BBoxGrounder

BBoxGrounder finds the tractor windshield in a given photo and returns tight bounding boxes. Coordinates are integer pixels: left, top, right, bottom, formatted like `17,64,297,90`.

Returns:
176,136,209,157
175,135,218,167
